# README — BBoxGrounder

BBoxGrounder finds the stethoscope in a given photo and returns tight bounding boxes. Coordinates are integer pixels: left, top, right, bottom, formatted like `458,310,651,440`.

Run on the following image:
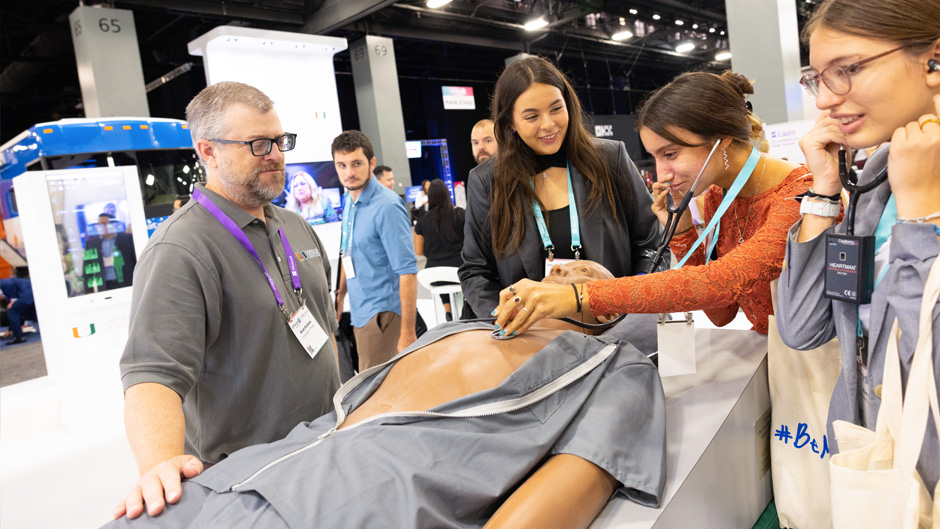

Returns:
839,146,888,236
646,139,723,274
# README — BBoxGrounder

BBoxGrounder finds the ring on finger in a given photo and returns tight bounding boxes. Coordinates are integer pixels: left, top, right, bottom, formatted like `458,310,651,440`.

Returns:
513,296,522,304
919,118,940,131
509,284,516,295
522,306,532,315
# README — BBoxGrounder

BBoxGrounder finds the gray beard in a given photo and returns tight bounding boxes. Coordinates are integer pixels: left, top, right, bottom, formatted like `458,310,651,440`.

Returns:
219,170,285,209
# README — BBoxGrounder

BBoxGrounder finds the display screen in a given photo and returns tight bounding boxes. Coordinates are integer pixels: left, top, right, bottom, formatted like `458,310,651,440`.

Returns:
46,171,138,298
279,162,344,225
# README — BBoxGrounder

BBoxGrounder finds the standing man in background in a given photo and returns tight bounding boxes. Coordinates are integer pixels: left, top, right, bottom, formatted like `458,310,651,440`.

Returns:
115,81,340,520
374,165,396,191
470,118,498,164
333,131,418,371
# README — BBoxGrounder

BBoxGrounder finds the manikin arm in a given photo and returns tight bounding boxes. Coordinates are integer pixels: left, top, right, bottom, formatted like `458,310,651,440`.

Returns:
484,453,619,529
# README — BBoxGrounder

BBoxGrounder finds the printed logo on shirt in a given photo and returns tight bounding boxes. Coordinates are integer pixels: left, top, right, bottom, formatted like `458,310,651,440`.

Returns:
295,248,322,261
72,324,97,338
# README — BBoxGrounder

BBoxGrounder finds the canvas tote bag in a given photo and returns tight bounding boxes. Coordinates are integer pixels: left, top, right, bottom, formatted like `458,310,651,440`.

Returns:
768,280,842,529
829,256,940,529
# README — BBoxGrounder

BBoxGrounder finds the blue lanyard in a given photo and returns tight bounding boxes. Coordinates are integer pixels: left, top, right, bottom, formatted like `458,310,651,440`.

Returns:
856,193,898,338
192,189,302,310
340,191,357,256
674,147,762,269
532,161,581,260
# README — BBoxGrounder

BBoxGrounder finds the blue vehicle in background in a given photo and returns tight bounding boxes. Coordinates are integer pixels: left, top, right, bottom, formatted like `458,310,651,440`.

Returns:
0,117,202,257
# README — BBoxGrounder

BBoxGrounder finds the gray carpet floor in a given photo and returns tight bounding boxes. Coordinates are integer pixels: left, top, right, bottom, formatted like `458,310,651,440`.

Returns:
1,332,47,387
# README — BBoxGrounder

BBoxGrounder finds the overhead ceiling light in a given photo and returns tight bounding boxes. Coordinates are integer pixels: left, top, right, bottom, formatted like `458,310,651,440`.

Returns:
524,17,549,31
652,14,661,20
611,30,634,41
720,30,726,35
629,8,638,14
692,23,699,29
619,17,626,25
426,0,452,7
675,19,684,25
709,27,716,33
715,51,732,61
675,42,695,53
145,174,155,186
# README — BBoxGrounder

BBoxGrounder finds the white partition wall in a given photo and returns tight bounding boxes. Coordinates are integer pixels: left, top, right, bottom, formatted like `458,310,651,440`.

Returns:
9,166,148,431
188,26,347,259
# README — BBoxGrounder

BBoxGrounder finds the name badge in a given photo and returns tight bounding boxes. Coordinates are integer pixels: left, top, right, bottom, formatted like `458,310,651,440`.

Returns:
342,255,356,279
102,255,115,268
289,304,329,359
544,258,576,277
656,312,696,376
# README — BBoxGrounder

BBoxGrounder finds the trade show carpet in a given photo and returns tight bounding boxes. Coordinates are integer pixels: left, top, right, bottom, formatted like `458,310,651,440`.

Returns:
0,330,46,387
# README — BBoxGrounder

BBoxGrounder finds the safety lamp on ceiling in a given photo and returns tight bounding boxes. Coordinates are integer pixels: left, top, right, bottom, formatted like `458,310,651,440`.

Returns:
715,51,732,61
675,42,695,53
612,30,634,41
524,17,549,31
426,0,452,7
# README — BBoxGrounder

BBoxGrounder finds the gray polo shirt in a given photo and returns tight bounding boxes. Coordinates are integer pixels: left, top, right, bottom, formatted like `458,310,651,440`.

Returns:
120,183,340,463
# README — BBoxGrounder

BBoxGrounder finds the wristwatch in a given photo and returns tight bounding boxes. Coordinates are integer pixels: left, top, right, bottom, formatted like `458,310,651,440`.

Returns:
800,198,840,218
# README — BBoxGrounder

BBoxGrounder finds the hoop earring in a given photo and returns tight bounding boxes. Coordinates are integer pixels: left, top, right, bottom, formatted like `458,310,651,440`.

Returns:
722,148,730,171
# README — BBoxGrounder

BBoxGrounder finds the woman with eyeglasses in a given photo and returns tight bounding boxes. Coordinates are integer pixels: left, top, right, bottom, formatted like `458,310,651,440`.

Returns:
491,70,812,337
777,0,940,494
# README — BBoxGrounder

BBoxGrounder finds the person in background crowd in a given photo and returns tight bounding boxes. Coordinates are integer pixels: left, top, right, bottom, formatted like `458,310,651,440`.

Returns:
374,165,396,191
0,276,36,345
471,118,498,164
414,179,466,321
333,130,419,371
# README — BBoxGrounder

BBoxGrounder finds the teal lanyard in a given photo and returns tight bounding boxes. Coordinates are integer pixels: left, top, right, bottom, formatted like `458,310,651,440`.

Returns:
340,191,357,256
856,193,898,337
673,147,762,269
532,161,581,260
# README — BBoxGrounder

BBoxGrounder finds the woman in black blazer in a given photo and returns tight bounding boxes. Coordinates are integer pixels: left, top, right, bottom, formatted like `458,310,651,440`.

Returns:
460,56,664,316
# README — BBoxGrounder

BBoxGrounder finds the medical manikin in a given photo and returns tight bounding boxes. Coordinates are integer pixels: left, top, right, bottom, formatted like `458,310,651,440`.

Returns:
105,261,666,529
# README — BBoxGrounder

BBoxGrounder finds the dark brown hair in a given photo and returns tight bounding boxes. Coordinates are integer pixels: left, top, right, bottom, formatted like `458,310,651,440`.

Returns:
331,130,374,161
489,56,618,259
802,0,940,54
426,179,459,240
636,70,763,149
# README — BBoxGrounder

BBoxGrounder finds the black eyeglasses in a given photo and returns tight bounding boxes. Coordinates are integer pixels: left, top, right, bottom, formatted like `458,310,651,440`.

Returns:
800,45,909,99
208,133,297,156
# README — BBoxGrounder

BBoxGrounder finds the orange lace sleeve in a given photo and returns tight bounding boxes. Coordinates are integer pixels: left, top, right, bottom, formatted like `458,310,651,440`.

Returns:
586,166,813,334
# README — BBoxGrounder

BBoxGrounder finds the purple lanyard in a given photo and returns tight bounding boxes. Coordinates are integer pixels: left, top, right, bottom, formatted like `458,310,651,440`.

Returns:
192,189,302,310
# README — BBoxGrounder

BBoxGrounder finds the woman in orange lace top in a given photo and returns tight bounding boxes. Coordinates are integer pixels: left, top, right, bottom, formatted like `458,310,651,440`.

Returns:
493,70,814,335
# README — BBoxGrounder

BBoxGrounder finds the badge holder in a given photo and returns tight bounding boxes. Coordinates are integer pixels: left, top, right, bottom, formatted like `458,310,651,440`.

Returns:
656,312,696,376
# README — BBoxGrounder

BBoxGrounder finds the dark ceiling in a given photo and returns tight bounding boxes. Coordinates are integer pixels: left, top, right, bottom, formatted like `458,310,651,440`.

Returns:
0,0,815,145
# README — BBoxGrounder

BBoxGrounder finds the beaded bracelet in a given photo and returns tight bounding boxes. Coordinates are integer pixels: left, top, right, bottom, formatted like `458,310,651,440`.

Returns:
896,211,940,235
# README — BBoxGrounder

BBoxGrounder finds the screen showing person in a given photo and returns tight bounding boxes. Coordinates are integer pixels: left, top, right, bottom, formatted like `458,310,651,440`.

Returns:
282,162,344,224
46,174,138,297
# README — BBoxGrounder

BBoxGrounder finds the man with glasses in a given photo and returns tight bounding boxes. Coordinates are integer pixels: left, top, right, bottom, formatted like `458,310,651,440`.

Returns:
115,82,341,520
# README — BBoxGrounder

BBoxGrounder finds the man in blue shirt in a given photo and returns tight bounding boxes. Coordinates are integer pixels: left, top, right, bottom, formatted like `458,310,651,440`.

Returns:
1,277,36,345
333,131,418,371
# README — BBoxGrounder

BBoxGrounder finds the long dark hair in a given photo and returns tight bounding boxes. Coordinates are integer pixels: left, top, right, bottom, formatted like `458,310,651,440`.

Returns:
489,56,618,259
636,70,763,149
425,179,459,240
